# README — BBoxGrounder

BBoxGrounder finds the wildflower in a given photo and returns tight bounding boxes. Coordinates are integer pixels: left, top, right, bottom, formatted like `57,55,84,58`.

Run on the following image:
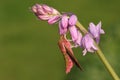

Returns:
31,3,106,74
58,35,83,74
81,33,97,56
68,15,82,47
88,22,105,43
58,15,69,35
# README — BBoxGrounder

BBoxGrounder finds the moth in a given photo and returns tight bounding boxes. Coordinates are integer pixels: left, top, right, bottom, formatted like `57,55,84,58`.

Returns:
58,35,83,74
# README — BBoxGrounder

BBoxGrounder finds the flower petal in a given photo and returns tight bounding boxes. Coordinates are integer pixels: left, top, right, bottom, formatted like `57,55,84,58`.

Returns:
100,29,105,34
37,8,46,15
69,15,77,26
59,22,68,35
61,15,69,29
96,22,105,34
69,26,78,42
81,33,97,55
38,15,52,20
32,5,38,13
48,16,60,24
82,49,87,56
75,31,82,46
89,22,98,38
42,4,53,14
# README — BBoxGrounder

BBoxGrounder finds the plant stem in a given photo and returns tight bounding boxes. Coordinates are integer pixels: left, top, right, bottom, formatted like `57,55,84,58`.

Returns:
76,21,120,80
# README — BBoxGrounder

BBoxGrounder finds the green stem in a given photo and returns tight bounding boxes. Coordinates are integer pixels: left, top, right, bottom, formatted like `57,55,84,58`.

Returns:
76,21,120,80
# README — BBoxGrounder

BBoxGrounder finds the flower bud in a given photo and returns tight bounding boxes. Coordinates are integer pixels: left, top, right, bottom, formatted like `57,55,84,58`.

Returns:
59,22,68,35
32,3,61,21
42,4,53,14
48,16,60,24
61,15,69,29
69,26,78,42
69,15,77,26
38,15,52,20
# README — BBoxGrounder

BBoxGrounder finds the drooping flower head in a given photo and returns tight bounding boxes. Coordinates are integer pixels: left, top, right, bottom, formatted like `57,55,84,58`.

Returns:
32,3,105,74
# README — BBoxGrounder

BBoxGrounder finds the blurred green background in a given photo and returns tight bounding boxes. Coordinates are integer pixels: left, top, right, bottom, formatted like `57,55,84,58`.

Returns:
0,0,120,80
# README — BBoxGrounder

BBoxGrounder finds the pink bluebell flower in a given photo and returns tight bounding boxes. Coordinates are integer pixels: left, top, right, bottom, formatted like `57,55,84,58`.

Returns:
81,33,97,56
58,15,69,35
68,15,82,47
88,22,105,43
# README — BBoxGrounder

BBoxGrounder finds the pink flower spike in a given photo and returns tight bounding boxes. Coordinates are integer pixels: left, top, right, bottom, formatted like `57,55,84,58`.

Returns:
69,15,77,26
32,3,61,22
48,16,60,24
69,26,78,42
61,15,69,29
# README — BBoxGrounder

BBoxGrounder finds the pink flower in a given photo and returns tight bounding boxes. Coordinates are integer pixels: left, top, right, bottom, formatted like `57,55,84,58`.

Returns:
81,33,97,56
88,22,105,43
68,15,82,47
